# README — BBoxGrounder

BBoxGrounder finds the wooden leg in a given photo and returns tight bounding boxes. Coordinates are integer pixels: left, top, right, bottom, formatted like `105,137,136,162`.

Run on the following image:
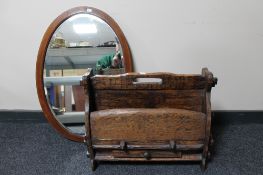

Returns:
200,157,207,172
86,151,90,158
208,133,214,161
90,159,97,171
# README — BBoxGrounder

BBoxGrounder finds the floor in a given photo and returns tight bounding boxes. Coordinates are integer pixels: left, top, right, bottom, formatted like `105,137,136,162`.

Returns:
0,116,263,175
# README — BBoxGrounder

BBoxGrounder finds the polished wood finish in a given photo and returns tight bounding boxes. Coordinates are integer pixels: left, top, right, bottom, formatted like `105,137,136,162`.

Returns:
36,6,133,142
83,68,217,170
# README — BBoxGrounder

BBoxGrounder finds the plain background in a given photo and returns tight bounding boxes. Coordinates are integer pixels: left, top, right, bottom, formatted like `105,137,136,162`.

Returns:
0,0,263,110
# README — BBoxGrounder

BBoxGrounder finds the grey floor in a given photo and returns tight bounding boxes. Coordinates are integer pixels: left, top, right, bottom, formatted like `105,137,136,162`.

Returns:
1,120,263,175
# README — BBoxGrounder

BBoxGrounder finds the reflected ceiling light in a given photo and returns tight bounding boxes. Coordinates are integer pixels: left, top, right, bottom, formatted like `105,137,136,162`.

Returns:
68,14,104,23
68,14,91,21
73,24,97,34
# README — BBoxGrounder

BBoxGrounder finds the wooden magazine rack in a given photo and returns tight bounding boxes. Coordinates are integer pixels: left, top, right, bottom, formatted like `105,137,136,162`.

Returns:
81,68,217,171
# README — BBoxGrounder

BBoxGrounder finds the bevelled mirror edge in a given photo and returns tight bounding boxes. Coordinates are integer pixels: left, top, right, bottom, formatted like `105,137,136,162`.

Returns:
36,6,133,142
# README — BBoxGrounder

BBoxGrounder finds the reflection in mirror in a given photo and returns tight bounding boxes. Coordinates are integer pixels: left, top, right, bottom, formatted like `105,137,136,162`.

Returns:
43,14,124,135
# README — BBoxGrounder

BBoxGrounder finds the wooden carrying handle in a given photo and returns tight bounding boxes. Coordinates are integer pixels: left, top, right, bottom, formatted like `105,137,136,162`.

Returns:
132,77,163,85
127,73,177,86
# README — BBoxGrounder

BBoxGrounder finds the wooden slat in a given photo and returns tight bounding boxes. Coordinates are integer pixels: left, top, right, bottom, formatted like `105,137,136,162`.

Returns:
95,154,202,161
94,89,205,112
111,150,182,158
91,108,206,141
93,143,204,150
92,139,203,146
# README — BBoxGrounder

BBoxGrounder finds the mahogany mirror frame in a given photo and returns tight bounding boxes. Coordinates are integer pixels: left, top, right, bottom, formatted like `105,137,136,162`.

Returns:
36,6,133,142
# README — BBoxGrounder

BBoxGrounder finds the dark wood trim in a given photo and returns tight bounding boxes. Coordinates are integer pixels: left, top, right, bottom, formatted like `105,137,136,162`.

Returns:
36,6,133,142
94,154,203,161
83,71,95,159
93,143,204,150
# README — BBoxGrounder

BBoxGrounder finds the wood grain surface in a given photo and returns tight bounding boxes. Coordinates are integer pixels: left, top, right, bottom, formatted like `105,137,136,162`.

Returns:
91,108,206,141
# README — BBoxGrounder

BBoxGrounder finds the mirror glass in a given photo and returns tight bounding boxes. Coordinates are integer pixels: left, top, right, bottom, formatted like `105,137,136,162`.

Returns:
43,14,125,135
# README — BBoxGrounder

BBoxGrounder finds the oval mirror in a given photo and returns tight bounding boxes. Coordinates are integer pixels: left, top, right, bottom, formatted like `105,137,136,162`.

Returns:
36,6,133,142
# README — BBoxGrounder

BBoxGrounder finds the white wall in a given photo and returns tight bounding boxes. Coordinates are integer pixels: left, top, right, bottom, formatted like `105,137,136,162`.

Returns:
0,0,263,110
